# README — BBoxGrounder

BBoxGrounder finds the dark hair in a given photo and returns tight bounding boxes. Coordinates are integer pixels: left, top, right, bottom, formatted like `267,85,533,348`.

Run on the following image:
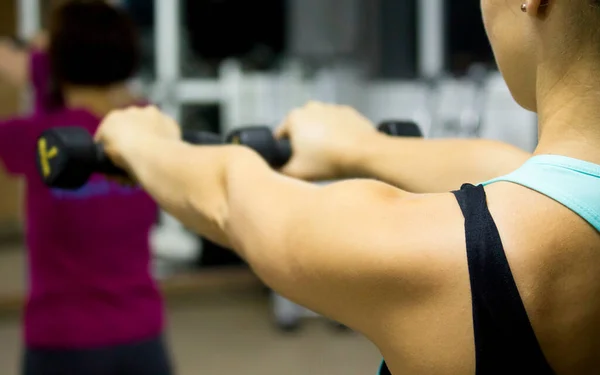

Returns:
48,0,140,107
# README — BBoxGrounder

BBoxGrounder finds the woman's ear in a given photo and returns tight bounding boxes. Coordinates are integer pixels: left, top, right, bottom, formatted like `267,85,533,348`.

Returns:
522,0,550,16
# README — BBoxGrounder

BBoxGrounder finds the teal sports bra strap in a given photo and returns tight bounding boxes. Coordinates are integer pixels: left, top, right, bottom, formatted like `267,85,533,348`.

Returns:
482,155,600,232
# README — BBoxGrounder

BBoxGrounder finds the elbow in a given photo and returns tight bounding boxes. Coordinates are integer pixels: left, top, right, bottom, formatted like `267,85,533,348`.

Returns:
225,225,299,293
182,146,267,246
239,234,301,298
219,146,327,294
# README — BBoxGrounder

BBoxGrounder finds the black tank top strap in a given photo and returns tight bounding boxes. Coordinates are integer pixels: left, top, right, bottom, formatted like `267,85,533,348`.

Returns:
379,361,391,375
378,184,554,375
452,183,554,374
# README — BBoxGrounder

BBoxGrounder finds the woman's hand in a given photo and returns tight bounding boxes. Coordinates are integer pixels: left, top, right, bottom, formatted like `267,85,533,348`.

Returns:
275,101,377,180
94,106,182,172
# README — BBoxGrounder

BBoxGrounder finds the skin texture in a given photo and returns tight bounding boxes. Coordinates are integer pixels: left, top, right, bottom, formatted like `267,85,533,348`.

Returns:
94,1,600,373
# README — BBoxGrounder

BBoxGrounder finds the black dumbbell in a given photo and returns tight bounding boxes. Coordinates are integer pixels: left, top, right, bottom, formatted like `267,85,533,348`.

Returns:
378,120,423,137
225,126,291,168
37,120,423,190
36,127,222,189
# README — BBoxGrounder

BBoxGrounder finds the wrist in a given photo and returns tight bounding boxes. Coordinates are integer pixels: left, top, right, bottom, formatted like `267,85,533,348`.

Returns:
335,131,388,178
112,133,163,173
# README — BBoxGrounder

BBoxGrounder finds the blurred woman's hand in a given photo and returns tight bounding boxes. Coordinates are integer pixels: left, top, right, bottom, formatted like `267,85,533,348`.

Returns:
275,101,377,180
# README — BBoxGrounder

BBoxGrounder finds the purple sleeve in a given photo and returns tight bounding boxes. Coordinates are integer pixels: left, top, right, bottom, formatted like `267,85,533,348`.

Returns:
0,116,36,175
29,50,52,115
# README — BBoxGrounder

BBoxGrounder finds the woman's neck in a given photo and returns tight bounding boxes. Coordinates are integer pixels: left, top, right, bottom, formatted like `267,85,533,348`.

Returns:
63,84,139,118
534,63,600,164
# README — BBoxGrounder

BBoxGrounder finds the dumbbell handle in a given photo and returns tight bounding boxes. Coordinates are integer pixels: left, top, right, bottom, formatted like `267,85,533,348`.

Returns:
274,138,291,168
94,130,222,176
95,144,126,176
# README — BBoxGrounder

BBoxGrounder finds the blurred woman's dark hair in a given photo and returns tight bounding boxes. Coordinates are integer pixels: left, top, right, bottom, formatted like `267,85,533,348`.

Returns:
47,0,140,108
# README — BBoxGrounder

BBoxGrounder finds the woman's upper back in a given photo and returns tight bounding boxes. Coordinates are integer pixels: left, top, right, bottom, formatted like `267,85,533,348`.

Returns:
377,157,600,375
483,158,600,374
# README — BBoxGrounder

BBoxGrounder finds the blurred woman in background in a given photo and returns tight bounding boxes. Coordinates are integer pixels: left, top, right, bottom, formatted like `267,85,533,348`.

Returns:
0,1,171,374
0,0,121,114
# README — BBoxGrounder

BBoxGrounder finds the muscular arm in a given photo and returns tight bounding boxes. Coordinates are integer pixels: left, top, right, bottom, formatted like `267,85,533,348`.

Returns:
121,135,454,336
344,132,531,193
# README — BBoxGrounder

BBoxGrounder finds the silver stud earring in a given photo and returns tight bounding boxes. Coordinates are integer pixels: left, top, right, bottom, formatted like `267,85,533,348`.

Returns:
521,3,527,12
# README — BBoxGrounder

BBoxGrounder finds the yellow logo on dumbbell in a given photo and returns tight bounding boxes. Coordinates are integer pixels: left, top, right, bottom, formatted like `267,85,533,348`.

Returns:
38,138,59,178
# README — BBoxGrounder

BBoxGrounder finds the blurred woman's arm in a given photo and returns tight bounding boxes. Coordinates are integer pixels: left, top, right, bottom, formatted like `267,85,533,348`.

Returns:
0,39,29,87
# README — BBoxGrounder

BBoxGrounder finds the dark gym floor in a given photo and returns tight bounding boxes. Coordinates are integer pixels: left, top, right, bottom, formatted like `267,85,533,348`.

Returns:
0,247,381,375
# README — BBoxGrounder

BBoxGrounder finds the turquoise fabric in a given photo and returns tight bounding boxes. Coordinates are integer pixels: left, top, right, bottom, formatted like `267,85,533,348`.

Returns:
482,154,600,232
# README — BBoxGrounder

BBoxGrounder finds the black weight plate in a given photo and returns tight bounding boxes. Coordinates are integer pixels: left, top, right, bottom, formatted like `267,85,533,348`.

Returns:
36,127,96,189
37,130,69,187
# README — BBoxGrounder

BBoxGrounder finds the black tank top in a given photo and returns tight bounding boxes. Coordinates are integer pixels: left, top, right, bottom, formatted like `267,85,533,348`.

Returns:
379,184,555,375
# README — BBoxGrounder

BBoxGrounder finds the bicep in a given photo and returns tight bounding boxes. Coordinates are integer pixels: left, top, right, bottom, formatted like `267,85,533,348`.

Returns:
229,172,457,335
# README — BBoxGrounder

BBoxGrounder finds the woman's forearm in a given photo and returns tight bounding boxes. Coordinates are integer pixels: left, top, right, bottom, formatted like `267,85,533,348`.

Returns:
116,134,321,283
123,137,240,247
344,134,531,193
